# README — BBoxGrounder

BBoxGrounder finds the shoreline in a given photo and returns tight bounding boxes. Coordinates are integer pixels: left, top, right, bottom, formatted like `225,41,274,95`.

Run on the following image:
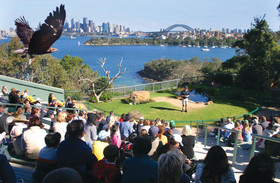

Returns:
83,43,150,46
137,70,160,83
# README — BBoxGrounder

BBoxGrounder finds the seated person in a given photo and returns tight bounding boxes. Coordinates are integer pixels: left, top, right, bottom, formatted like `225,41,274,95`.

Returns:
92,130,110,161
0,154,16,183
22,117,47,160
33,132,61,183
122,136,158,183
239,152,277,183
12,126,25,156
158,150,190,183
93,145,121,183
195,146,236,183
57,120,98,183
42,167,83,183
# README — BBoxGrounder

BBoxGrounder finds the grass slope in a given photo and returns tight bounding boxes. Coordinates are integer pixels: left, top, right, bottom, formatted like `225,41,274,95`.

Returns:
89,86,258,125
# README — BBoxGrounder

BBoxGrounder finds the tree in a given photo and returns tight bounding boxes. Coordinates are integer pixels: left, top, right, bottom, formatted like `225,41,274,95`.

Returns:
79,58,126,103
0,37,38,81
225,17,280,89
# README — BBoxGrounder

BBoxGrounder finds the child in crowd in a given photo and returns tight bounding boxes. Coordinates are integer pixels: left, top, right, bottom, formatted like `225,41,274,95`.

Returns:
33,132,61,183
110,124,121,148
92,130,110,161
93,145,121,183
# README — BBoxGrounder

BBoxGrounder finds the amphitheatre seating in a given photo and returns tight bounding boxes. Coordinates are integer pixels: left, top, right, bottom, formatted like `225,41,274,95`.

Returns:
11,162,34,183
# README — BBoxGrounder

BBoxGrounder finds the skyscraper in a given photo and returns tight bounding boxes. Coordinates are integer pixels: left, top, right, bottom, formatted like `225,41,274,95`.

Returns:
64,19,70,31
89,20,94,32
71,18,76,31
102,22,108,33
76,20,81,32
83,17,89,32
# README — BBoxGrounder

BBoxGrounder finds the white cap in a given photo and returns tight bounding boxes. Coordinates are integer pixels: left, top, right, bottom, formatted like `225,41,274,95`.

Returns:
36,98,42,102
173,134,183,146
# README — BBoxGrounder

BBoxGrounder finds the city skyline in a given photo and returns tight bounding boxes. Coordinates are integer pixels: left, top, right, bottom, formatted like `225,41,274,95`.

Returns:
0,0,279,32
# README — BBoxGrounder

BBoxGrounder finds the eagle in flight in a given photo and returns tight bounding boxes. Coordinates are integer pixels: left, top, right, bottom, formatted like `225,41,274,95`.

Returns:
14,4,66,62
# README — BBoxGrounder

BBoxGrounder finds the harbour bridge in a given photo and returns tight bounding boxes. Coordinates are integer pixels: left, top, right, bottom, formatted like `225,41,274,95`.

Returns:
145,24,194,33
163,24,194,32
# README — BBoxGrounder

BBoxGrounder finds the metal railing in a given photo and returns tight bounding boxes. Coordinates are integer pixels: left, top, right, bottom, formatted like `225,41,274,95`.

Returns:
0,103,98,113
106,76,206,98
180,121,240,164
250,134,280,160
65,75,207,99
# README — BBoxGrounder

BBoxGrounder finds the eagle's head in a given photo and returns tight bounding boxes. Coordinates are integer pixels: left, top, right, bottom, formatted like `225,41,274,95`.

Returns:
48,47,58,53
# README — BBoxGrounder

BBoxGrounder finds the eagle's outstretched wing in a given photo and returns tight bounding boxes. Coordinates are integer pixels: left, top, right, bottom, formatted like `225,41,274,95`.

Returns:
28,4,66,53
15,17,34,48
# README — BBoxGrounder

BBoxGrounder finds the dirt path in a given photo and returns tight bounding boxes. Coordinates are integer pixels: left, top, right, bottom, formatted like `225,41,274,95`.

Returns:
153,97,207,111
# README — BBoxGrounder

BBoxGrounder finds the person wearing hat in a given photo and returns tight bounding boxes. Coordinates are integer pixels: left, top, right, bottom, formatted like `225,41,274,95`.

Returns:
41,110,56,132
181,86,190,112
40,107,48,119
147,126,163,157
34,98,42,107
92,130,110,161
170,120,182,135
84,113,98,146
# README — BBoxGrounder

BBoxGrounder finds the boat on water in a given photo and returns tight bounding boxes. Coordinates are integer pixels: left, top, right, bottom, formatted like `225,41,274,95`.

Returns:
187,45,192,47
70,35,76,39
201,48,210,51
78,41,80,46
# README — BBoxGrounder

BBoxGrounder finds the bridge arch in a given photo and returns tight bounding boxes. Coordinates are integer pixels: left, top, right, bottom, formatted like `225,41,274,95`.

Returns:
164,24,194,32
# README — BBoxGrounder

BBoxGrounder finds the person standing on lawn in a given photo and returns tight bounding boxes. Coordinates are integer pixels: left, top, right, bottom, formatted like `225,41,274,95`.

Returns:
181,86,190,112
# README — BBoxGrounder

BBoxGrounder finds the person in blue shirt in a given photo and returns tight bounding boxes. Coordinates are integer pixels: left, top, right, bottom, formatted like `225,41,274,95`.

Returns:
180,86,190,112
57,120,98,183
120,115,134,140
122,136,158,183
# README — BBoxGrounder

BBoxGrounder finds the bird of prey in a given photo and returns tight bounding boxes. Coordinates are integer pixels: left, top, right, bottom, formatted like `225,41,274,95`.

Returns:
14,4,66,62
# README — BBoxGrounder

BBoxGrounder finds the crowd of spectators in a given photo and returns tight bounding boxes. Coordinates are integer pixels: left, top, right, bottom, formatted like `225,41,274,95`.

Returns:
214,115,280,150
0,86,279,183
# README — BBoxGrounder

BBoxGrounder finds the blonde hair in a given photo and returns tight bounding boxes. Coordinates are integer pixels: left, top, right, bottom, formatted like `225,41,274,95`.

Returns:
108,116,115,129
244,120,250,133
182,125,192,136
56,112,67,123
14,108,25,118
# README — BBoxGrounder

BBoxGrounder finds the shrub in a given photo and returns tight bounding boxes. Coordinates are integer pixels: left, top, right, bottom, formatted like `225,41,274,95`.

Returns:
213,73,233,85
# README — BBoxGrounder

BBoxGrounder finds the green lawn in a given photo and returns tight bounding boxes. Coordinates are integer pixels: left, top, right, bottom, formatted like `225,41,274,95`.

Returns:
88,87,259,125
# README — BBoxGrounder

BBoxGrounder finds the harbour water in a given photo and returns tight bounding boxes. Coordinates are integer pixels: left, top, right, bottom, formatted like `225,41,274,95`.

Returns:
1,36,237,86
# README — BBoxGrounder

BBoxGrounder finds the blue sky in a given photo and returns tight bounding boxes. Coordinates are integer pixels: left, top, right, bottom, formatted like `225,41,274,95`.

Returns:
1,0,279,32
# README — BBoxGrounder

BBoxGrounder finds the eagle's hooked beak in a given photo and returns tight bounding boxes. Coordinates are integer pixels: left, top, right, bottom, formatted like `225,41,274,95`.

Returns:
49,48,58,53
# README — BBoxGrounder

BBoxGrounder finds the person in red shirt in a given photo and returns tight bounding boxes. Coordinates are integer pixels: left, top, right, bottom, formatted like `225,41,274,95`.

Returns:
93,145,121,183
